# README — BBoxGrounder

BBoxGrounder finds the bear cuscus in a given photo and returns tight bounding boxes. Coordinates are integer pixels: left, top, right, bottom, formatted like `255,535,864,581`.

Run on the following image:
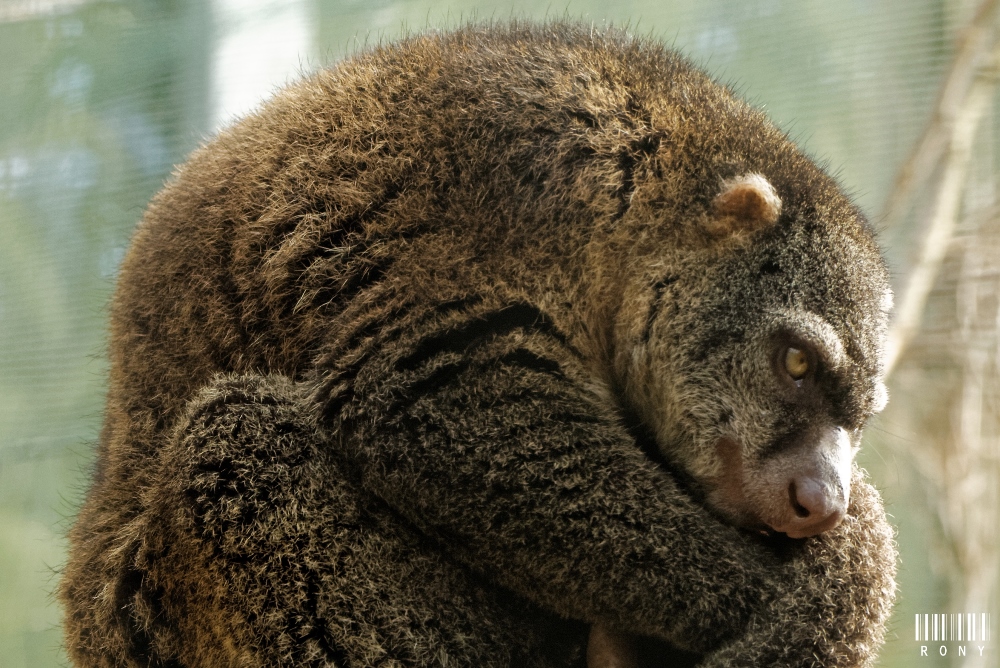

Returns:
61,21,897,668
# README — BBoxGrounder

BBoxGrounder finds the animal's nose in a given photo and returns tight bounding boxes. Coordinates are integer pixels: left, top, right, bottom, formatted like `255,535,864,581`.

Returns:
784,476,847,538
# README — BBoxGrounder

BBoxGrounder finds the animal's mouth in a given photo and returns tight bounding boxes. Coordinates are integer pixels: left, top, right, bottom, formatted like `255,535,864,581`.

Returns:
770,513,844,538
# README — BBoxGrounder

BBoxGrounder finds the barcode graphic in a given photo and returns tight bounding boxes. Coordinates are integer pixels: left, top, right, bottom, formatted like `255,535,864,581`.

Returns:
915,614,992,642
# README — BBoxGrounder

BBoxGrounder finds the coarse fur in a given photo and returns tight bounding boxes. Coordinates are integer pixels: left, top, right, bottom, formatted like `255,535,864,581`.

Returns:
61,21,896,667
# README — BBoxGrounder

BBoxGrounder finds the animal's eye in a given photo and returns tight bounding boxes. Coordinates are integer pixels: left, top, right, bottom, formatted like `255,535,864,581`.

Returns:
784,347,810,380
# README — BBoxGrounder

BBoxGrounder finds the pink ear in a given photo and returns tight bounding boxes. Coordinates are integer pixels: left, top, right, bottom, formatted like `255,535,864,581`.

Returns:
707,173,782,236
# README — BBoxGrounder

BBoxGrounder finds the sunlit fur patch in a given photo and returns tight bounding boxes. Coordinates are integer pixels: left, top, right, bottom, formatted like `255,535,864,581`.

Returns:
830,426,854,508
880,287,894,314
872,382,889,414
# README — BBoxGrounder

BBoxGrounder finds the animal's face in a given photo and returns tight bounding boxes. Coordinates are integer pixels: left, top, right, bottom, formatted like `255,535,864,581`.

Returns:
617,174,891,538
685,306,888,538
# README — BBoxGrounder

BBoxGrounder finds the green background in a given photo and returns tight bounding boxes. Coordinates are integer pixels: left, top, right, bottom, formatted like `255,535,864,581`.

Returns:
0,0,986,665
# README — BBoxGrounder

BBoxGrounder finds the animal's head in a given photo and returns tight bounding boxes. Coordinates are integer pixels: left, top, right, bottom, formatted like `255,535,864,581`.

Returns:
612,171,891,538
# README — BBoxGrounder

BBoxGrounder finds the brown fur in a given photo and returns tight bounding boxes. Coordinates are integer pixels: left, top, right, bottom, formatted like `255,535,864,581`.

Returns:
61,21,896,667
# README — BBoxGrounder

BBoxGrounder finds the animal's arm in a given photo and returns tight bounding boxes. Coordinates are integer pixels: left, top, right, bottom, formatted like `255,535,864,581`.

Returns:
134,374,587,667
692,471,897,668
335,302,778,653
586,470,897,668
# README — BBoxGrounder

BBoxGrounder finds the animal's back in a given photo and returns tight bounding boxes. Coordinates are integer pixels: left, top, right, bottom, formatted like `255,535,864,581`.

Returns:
89,22,771,477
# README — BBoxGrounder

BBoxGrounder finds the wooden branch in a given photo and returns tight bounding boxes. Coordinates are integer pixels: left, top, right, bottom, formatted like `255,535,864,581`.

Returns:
877,0,1000,233
884,5,1000,378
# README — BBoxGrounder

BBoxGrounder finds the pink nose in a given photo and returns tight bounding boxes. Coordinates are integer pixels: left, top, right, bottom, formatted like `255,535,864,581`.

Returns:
784,477,847,538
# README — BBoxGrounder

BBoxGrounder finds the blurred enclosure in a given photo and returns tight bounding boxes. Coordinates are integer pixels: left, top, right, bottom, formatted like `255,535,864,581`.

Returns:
1,0,998,666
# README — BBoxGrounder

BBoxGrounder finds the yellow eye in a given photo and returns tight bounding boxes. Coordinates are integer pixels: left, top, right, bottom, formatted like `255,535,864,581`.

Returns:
784,347,810,380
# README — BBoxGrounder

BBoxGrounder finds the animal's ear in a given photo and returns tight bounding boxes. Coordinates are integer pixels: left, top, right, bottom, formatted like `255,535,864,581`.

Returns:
706,173,782,237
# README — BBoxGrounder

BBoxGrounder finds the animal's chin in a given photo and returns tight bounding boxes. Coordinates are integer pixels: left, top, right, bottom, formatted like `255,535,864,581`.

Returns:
709,501,810,538
767,512,846,538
